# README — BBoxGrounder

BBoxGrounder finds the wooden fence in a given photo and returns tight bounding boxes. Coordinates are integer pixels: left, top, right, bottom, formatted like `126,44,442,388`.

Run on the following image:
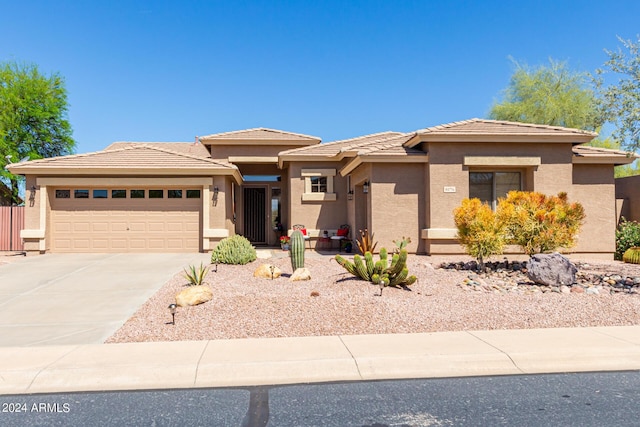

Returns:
0,206,25,251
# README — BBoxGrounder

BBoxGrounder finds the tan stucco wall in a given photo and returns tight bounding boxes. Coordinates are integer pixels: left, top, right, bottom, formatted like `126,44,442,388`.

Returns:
616,175,640,222
571,164,616,256
422,142,616,257
208,144,305,161
370,163,425,253
349,164,371,239
287,161,348,240
22,175,43,253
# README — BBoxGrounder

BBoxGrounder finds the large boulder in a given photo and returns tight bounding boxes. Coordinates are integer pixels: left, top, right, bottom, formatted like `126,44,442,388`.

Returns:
175,285,213,307
289,268,311,281
253,264,282,279
527,253,577,286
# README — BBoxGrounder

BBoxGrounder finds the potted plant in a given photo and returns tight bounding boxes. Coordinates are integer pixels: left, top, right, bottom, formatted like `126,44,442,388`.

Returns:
279,235,290,250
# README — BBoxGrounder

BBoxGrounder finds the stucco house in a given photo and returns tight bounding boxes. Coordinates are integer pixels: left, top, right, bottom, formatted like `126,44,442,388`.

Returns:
8,118,637,259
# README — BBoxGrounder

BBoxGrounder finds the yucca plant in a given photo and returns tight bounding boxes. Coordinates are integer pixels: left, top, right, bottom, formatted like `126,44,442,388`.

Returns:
184,262,209,286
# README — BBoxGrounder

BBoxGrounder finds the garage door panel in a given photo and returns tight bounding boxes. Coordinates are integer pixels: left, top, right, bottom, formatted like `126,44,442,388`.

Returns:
111,222,128,232
92,222,109,232
50,190,201,253
73,222,91,233
148,222,165,232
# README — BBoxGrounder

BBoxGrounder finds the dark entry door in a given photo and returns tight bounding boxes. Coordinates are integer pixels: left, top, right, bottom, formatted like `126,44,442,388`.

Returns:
243,186,267,244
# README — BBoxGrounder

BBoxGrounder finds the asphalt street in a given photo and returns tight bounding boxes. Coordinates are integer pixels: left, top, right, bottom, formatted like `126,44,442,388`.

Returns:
1,371,639,426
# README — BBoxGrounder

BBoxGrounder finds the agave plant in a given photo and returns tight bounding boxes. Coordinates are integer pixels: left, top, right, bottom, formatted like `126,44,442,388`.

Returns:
184,262,209,286
357,229,377,254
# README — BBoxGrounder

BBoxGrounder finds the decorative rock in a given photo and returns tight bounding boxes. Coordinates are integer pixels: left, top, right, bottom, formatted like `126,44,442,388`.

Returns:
570,286,585,294
290,268,311,281
175,285,213,307
560,285,571,294
527,253,577,286
586,287,600,295
253,264,282,279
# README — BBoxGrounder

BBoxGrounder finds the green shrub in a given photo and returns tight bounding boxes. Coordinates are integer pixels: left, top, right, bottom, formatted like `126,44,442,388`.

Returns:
184,262,208,286
616,218,640,260
211,235,257,265
453,198,505,269
497,191,585,255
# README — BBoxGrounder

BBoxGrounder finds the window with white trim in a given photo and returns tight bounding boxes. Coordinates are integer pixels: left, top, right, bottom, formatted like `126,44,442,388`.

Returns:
469,171,521,209
301,169,336,201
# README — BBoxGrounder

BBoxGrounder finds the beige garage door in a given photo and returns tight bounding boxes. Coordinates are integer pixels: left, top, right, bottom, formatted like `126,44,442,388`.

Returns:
50,188,202,253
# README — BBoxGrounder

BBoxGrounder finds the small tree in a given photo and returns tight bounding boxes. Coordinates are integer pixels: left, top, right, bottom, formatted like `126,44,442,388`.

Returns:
497,191,585,255
453,198,505,270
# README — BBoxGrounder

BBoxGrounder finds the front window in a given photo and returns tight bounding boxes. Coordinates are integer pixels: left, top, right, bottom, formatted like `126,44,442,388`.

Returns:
301,169,337,201
470,172,521,209
310,177,327,193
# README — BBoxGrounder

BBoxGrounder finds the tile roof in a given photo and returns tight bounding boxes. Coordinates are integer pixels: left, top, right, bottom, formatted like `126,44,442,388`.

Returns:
572,145,639,164
105,142,211,158
416,118,597,137
279,131,404,157
8,144,237,172
199,127,321,142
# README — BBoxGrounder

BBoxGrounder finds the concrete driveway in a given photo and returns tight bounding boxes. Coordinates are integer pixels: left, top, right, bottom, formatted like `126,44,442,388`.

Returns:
0,253,210,347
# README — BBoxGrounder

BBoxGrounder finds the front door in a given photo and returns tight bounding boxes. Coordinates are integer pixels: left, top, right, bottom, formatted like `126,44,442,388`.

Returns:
243,186,267,244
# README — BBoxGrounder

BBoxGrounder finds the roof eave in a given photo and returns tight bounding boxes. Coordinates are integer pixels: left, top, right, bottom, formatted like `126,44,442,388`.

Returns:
340,153,429,176
573,156,637,166
7,166,239,177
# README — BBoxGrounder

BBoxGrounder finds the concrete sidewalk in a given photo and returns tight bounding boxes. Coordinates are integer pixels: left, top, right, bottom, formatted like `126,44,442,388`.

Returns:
1,326,639,395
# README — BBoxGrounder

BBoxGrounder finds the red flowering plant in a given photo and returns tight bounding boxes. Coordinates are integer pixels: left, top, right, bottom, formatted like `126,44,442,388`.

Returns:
279,236,290,244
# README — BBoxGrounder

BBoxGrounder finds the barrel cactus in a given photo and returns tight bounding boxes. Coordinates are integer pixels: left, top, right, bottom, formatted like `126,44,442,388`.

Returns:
335,248,416,288
623,247,640,264
290,230,305,271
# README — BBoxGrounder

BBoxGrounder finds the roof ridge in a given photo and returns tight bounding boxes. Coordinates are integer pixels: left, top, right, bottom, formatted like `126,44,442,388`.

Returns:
418,118,596,136
200,127,321,140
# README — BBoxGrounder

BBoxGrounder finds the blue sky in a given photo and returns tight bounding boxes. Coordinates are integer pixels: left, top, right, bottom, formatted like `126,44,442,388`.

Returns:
1,0,639,154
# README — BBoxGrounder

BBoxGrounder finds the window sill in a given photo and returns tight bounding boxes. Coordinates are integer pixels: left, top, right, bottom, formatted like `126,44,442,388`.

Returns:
302,193,337,202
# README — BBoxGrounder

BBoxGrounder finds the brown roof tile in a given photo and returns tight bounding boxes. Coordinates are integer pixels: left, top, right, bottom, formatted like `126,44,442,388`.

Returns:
200,127,321,142
9,144,237,171
572,145,639,160
279,131,403,157
105,142,211,158
417,118,597,137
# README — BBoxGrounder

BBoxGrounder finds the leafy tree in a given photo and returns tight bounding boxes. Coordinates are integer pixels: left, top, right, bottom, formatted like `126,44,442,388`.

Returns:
497,191,585,255
489,59,601,131
0,61,75,204
595,35,640,153
453,198,505,270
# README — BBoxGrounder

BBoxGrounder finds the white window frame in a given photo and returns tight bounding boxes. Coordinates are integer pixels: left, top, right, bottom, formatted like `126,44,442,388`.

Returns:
301,168,337,201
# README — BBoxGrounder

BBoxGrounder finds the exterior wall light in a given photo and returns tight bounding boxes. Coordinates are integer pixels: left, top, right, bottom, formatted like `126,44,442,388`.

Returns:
213,186,219,206
29,185,36,206
363,181,369,194
347,190,354,200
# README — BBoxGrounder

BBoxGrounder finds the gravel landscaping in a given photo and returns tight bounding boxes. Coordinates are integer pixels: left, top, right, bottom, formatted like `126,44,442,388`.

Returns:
106,252,640,343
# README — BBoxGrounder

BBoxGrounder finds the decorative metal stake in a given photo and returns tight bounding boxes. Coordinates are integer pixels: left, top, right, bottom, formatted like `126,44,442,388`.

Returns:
269,265,275,280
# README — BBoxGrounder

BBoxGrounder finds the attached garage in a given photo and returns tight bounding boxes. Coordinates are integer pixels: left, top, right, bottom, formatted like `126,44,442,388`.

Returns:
49,188,202,253
8,143,243,254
